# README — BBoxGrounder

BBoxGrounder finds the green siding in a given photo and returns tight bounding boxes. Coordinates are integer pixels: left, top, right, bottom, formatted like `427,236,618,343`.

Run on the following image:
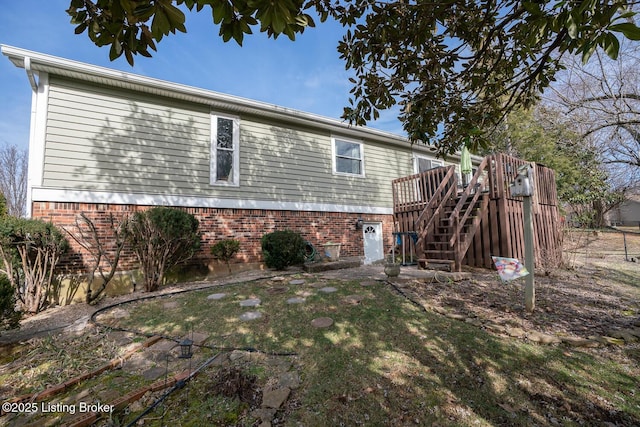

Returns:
43,76,415,208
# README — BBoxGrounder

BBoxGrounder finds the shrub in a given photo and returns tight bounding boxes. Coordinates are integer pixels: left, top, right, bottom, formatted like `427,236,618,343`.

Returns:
126,207,201,292
0,193,7,218
211,239,240,274
0,273,21,330
0,217,68,313
63,212,128,304
261,230,305,270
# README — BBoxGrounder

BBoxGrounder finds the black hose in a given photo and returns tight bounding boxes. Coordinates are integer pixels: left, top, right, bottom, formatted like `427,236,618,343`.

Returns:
124,352,221,427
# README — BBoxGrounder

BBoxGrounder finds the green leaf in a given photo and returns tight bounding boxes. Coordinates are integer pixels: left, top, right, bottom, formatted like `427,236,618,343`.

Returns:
109,41,123,61
74,22,88,35
602,33,620,60
151,9,170,40
566,13,578,39
609,22,640,40
124,49,134,66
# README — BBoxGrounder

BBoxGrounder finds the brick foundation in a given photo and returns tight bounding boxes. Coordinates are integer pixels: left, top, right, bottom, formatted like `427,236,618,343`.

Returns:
32,202,394,275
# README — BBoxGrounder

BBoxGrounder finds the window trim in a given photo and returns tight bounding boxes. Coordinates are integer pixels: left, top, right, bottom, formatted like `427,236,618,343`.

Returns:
210,112,240,186
332,136,365,178
413,155,443,174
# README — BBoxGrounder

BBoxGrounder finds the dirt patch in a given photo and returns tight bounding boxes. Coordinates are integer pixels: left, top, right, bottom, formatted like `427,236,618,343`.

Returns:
402,230,640,343
402,267,639,339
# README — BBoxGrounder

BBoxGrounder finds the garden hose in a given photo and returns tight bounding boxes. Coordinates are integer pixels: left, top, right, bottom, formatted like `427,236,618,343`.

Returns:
303,240,316,261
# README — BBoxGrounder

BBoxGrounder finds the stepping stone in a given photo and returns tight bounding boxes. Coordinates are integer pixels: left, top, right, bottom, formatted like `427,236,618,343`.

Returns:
272,277,286,282
287,297,306,304
278,371,301,389
311,317,333,328
150,339,177,352
360,280,378,287
344,295,364,305
262,387,291,409
266,286,288,294
142,366,166,381
163,301,179,309
189,332,209,346
207,293,227,300
319,287,337,293
240,311,263,321
240,298,261,307
289,279,305,285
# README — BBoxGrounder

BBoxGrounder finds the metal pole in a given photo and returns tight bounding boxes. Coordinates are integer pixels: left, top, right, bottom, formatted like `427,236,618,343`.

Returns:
623,231,629,261
523,195,535,312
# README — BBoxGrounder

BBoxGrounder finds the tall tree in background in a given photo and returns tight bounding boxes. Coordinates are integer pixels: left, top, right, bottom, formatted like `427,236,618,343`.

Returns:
0,145,28,218
546,40,640,190
68,0,640,155
489,107,624,227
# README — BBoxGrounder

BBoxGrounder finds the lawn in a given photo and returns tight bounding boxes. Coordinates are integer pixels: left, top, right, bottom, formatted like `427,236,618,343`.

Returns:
0,229,639,426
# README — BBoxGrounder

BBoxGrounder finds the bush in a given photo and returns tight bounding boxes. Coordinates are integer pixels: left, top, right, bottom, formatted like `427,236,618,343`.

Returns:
127,207,201,292
211,239,240,273
261,230,306,270
0,217,68,313
0,193,7,218
0,273,21,330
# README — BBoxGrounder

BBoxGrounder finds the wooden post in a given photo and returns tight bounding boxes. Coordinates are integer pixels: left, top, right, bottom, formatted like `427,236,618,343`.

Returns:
523,194,535,312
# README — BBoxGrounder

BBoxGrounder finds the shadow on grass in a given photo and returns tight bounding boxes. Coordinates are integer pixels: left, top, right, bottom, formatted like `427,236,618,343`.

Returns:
105,278,640,426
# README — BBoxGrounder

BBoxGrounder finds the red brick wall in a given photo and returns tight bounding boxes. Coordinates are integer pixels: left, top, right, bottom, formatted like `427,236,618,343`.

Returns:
32,202,394,274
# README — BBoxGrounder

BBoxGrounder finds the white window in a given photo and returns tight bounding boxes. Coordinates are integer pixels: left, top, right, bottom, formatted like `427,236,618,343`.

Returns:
210,113,240,186
332,137,365,177
414,155,443,174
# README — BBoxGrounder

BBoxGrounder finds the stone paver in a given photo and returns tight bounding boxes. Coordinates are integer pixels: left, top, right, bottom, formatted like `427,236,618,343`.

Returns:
142,366,166,381
360,280,379,287
289,279,305,285
149,339,177,352
311,317,333,328
286,297,306,304
319,287,338,293
262,387,291,409
188,332,209,346
207,293,227,300
266,286,288,294
240,298,261,307
240,311,263,321
278,371,301,389
344,295,365,305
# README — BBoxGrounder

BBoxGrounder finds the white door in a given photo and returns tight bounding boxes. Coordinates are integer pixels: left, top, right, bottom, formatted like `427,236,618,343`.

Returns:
363,222,384,265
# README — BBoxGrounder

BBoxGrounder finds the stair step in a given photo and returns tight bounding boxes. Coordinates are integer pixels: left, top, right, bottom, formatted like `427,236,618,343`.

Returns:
417,258,455,271
423,249,455,256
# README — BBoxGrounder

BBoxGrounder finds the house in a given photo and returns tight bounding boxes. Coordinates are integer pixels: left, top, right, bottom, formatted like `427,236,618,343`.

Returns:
2,45,480,276
606,193,640,227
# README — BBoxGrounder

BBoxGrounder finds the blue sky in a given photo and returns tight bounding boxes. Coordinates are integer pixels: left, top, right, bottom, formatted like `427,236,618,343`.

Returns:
0,1,404,152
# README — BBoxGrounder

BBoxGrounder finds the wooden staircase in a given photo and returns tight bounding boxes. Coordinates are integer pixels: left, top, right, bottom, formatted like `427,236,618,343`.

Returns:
393,158,490,272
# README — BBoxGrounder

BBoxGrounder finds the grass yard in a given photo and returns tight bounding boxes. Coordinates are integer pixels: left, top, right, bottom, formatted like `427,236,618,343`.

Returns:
0,229,639,426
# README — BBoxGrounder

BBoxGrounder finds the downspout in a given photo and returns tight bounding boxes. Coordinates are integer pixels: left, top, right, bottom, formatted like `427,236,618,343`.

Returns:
24,56,38,91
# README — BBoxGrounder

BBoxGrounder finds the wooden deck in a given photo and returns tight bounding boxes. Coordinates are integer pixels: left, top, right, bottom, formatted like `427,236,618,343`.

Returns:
392,153,562,271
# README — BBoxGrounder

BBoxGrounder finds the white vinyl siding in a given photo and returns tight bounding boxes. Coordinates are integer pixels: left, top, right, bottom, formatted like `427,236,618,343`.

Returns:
210,113,239,186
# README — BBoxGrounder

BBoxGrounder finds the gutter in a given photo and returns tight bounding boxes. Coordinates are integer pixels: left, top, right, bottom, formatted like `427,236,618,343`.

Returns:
2,45,483,162
24,56,38,91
